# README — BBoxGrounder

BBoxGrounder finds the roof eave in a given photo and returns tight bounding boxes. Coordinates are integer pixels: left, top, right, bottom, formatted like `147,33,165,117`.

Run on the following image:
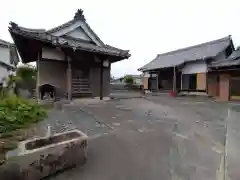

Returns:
9,28,130,61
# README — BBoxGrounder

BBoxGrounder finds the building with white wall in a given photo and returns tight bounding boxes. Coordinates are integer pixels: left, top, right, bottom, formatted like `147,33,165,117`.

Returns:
0,39,19,81
138,36,234,94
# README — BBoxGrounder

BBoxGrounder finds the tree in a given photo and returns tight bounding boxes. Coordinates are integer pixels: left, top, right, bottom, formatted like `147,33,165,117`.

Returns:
16,65,36,91
124,75,134,85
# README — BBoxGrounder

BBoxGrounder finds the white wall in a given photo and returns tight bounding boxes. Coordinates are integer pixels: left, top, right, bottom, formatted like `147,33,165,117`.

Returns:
42,47,65,61
39,61,67,90
0,66,9,82
0,46,10,65
51,20,102,46
0,46,12,82
65,27,91,41
144,72,150,77
135,78,143,85
181,61,207,74
52,21,82,37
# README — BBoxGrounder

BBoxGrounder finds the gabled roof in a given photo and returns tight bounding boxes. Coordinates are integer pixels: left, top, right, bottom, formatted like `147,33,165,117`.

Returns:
47,9,104,46
210,48,240,68
8,9,131,62
9,24,130,58
139,36,232,71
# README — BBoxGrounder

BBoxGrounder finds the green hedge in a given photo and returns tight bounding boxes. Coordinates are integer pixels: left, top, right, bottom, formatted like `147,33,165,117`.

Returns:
0,96,47,134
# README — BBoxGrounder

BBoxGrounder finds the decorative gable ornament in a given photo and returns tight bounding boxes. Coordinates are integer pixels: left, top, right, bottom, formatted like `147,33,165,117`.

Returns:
74,9,86,21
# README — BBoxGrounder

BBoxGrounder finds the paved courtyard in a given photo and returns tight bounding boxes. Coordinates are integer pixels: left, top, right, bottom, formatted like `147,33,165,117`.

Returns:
38,93,234,180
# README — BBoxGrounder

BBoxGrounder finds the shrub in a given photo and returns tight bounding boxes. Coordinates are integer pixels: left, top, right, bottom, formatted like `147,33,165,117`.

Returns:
16,65,36,91
0,95,47,134
124,75,134,85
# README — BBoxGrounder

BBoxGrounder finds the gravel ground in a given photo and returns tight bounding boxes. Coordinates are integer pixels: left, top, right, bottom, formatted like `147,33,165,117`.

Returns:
34,105,110,138
34,93,232,180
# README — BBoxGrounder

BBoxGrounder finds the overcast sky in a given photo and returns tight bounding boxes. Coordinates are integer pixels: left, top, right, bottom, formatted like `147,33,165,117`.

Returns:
1,0,240,77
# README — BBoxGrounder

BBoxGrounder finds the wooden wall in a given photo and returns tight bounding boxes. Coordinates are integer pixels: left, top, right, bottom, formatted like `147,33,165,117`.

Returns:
196,73,206,90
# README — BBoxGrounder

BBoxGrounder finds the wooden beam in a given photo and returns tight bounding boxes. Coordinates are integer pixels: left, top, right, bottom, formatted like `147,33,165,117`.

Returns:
36,50,41,101
100,59,103,100
67,56,72,101
180,72,183,90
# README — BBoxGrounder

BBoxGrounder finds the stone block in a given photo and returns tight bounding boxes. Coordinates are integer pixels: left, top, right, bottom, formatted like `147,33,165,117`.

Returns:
0,130,88,180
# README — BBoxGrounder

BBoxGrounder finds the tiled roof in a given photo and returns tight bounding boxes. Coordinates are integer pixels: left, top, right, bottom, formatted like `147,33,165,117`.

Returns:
47,9,104,46
9,22,130,58
139,36,232,71
0,38,12,48
210,48,240,68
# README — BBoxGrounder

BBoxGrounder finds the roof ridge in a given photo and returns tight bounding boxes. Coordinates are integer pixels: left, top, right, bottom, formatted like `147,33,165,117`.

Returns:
157,36,231,57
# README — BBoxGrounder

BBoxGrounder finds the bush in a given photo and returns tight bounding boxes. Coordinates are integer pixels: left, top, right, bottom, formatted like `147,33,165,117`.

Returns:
0,96,47,133
124,75,134,85
16,65,36,91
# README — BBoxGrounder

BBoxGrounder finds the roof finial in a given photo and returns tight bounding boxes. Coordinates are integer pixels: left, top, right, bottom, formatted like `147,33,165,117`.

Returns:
74,9,86,21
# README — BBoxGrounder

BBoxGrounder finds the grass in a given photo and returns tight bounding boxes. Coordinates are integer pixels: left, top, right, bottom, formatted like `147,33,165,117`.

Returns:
0,125,38,165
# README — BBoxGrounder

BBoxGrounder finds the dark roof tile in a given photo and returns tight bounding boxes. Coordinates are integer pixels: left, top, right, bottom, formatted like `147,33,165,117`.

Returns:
9,23,130,58
210,49,240,68
139,36,232,71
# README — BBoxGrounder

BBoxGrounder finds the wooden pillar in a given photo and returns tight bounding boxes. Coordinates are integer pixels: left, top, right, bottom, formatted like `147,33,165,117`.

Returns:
180,72,183,90
156,71,159,91
67,56,72,101
173,66,176,92
100,59,103,100
149,73,152,91
36,51,41,101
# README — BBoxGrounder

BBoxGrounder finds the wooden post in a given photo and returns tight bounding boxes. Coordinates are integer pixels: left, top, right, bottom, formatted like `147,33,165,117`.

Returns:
173,66,176,92
149,73,152,92
100,59,103,100
156,71,159,91
36,51,41,101
181,72,183,90
67,56,72,101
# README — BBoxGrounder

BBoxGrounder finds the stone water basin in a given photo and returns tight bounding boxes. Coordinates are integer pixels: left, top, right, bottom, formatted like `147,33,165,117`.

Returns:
0,130,88,180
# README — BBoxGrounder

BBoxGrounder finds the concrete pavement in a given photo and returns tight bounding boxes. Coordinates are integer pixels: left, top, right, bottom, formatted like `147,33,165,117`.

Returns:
37,94,232,180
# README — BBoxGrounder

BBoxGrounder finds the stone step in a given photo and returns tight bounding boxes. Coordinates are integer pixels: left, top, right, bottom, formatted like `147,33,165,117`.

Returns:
72,85,90,88
72,92,92,98
72,90,91,93
72,82,90,85
72,90,92,93
72,80,89,83
72,77,89,81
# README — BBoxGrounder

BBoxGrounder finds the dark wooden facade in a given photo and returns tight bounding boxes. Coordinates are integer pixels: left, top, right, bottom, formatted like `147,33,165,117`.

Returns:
9,9,130,101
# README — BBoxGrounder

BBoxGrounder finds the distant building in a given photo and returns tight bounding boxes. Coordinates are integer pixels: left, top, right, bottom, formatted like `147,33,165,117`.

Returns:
0,39,19,81
138,36,240,101
111,74,143,85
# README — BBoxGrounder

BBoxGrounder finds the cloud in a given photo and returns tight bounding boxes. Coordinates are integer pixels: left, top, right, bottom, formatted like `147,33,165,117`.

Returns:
1,0,240,77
